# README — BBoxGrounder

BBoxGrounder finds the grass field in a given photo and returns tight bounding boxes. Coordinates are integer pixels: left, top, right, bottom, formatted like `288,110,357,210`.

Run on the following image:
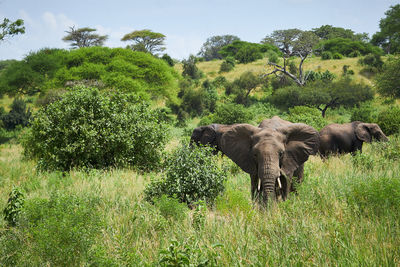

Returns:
0,134,399,265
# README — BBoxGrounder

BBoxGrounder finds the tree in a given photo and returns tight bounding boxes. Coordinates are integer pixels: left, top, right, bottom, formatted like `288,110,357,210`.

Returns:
181,55,202,79
375,56,400,98
121,29,166,55
0,18,25,42
62,26,108,48
269,79,374,117
228,71,263,105
312,25,369,42
371,4,400,54
197,35,240,61
263,29,319,86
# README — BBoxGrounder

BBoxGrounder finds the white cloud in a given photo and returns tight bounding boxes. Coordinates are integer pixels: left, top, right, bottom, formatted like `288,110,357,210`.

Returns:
165,34,204,59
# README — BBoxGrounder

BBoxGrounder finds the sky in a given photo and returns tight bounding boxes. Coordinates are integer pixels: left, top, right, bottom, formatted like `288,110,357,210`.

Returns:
0,0,398,60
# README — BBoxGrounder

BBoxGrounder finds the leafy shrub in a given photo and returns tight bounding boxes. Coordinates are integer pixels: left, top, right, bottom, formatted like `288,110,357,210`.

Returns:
219,40,280,63
351,151,375,171
161,53,174,66
235,45,263,64
35,89,67,107
287,106,327,130
212,103,254,124
306,70,336,83
267,50,279,63
23,87,168,171
211,76,228,88
349,50,362,57
1,98,32,130
315,37,383,57
144,145,227,206
182,55,202,80
321,51,333,60
377,106,400,135
358,53,384,69
154,195,188,221
219,57,235,73
192,200,207,230
3,187,25,226
373,135,400,161
332,52,344,59
350,102,377,122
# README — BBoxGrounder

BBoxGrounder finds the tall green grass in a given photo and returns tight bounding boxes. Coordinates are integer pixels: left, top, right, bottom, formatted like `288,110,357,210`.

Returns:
0,138,399,265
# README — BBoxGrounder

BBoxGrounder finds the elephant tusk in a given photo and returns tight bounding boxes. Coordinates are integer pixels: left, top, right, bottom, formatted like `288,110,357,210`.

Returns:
277,177,282,189
258,178,261,191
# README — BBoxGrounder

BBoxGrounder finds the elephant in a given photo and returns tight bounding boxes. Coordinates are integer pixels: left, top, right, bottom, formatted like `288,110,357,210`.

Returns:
190,118,320,204
318,121,388,157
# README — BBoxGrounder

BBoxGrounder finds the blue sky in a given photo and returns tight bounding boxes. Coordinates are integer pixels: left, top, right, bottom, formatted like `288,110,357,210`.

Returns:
0,0,398,60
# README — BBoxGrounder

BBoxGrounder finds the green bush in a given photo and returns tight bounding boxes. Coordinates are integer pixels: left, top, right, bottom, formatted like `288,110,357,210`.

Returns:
321,51,333,60
144,145,227,206
1,98,32,130
3,187,25,226
332,52,344,59
154,195,188,221
377,106,400,135
287,106,327,130
0,192,102,266
219,57,235,73
212,103,254,124
182,55,202,80
267,50,279,63
350,102,377,122
23,87,168,171
161,53,174,66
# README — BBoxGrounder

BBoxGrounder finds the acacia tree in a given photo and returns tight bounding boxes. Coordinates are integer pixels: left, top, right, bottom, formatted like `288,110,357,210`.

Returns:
371,4,400,54
262,29,319,86
0,18,25,42
198,35,240,61
62,26,108,48
121,29,166,55
375,56,400,98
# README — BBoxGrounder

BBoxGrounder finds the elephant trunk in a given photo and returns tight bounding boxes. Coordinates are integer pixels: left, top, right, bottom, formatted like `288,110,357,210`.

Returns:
258,157,280,204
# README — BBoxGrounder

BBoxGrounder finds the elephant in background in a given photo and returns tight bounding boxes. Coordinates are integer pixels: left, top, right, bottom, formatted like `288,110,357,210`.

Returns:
190,118,320,204
319,121,388,157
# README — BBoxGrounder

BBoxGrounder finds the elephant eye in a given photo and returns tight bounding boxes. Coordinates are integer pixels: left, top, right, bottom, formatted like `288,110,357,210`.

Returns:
279,150,284,158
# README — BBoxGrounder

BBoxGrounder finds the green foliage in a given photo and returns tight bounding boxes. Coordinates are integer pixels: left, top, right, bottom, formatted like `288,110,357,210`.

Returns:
321,51,333,60
305,70,336,83
267,50,279,63
1,98,32,130
154,195,188,221
374,134,400,161
377,106,400,135
62,26,108,48
316,37,383,57
350,101,377,122
192,200,207,230
0,192,102,266
198,35,240,61
3,187,25,226
144,145,227,206
209,102,254,125
332,52,344,59
121,29,166,55
219,56,235,73
228,71,263,105
219,40,280,63
22,87,168,171
312,25,368,41
371,4,400,54
375,56,400,98
0,47,180,102
161,53,174,66
182,55,202,80
287,106,327,130
0,18,25,41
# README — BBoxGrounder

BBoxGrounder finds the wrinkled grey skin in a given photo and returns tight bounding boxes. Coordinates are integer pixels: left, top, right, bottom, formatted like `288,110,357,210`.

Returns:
190,117,320,204
319,121,388,157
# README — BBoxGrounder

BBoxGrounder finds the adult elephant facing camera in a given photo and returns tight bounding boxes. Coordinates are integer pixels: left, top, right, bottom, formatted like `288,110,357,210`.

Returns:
319,121,388,157
190,119,320,204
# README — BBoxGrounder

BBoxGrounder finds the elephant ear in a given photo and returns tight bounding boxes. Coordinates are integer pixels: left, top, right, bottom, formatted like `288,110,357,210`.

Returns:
200,126,217,146
355,123,372,143
278,123,320,176
219,124,259,175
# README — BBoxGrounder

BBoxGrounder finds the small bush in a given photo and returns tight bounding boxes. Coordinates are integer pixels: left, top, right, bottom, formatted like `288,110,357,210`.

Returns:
23,87,168,171
161,53,174,66
192,200,207,230
287,106,327,130
321,51,333,60
219,57,235,73
154,195,188,221
350,102,377,122
212,103,254,125
3,187,25,226
182,55,202,79
351,151,375,171
144,145,227,206
267,50,279,63
377,106,400,135
332,52,344,59
1,98,32,131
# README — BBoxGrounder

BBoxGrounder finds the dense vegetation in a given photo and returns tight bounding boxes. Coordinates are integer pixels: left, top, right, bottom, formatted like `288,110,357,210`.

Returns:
1,5,400,264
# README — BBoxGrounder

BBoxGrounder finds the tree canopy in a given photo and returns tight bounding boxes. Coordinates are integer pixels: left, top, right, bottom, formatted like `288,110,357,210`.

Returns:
375,56,400,98
0,18,25,42
312,25,369,42
62,26,108,48
197,35,240,61
371,4,400,54
121,29,166,55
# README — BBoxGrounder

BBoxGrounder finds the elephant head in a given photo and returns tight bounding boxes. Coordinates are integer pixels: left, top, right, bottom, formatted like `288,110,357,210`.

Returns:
355,123,388,143
190,124,221,153
191,123,319,204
